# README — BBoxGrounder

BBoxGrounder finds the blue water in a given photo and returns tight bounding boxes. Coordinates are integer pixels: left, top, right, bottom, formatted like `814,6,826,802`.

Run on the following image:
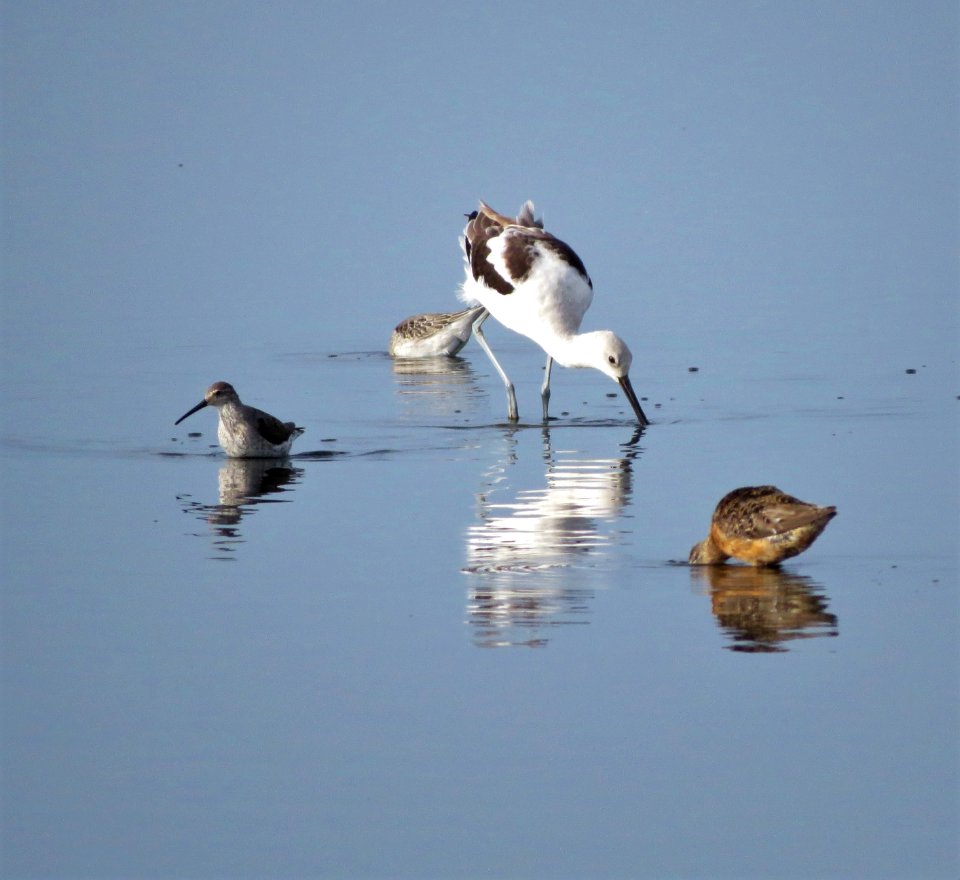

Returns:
2,336,957,879
2,3,958,877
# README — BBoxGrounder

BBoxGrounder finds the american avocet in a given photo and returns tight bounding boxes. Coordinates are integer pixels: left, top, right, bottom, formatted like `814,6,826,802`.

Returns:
459,200,648,425
175,381,304,458
388,305,485,357
689,486,837,566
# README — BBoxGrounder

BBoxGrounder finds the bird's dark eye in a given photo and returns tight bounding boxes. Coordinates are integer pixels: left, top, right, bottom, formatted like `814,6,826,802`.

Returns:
607,355,617,365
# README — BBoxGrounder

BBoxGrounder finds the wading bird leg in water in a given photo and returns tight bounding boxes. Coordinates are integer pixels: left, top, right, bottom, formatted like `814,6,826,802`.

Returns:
541,356,553,422
472,310,518,422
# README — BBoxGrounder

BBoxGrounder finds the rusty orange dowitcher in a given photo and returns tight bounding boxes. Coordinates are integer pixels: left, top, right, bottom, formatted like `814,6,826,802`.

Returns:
689,486,836,566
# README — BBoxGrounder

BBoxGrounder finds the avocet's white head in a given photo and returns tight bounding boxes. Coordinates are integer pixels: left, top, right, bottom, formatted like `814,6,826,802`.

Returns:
573,331,649,426
586,331,633,380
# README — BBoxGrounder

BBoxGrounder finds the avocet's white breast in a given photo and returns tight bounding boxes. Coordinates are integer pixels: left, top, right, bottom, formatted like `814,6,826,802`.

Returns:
490,236,594,338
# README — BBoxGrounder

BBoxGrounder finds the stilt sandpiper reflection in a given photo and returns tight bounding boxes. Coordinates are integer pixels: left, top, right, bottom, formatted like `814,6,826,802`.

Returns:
388,305,485,357
689,486,837,566
459,200,648,425
174,381,304,458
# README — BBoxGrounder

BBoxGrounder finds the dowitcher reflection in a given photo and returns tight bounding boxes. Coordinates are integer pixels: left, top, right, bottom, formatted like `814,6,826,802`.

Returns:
690,564,838,652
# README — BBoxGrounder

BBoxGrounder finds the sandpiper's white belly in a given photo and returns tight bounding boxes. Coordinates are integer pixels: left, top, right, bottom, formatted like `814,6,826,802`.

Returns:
218,409,295,458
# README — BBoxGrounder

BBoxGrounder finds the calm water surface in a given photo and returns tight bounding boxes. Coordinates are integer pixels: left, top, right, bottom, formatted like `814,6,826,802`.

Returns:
2,337,957,879
3,5,958,876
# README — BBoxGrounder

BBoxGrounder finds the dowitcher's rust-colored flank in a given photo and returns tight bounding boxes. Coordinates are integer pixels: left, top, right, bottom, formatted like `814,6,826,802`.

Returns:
689,486,836,567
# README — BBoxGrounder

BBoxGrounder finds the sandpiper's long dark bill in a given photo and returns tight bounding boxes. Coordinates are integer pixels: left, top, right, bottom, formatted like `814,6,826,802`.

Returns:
458,200,649,426
689,486,837,567
174,399,208,425
174,381,304,459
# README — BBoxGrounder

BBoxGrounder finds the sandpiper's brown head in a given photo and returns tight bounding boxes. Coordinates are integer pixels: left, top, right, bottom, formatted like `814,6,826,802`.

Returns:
175,381,238,425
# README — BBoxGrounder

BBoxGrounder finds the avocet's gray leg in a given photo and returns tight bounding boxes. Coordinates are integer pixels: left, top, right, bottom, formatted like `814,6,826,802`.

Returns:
540,355,553,422
472,310,518,422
